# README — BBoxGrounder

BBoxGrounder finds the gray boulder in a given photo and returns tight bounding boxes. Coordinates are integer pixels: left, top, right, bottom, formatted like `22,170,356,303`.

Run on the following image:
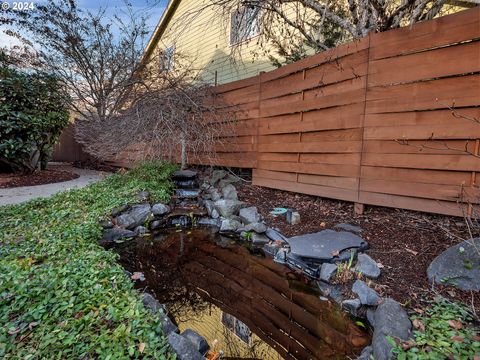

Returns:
115,213,136,229
134,226,148,235
214,199,246,218
100,228,136,244
427,238,480,291
152,203,170,216
366,308,376,327
198,217,221,227
245,222,267,233
239,206,261,224
173,169,197,179
355,253,381,279
116,204,151,229
220,219,242,232
288,230,368,263
317,281,343,305
208,187,222,201
210,169,227,186
136,190,150,202
181,329,209,355
204,200,214,216
211,208,220,219
342,298,361,317
111,204,129,217
372,298,412,360
221,184,238,200
265,228,289,243
160,314,179,336
168,332,204,360
99,219,114,229
356,346,373,360
352,280,381,306
320,263,338,283
142,293,164,314
150,219,166,230
251,233,270,245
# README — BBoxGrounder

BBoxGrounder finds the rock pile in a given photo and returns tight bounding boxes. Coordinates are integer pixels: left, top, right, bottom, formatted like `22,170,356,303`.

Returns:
99,167,415,360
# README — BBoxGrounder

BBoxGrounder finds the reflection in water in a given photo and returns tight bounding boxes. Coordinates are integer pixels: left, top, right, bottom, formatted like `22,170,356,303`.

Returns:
110,228,370,359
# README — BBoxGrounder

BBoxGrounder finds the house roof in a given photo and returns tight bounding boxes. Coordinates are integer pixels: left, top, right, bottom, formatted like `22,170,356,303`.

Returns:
143,0,182,60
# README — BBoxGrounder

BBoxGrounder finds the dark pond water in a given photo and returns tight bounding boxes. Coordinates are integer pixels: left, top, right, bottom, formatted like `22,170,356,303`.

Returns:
108,228,370,360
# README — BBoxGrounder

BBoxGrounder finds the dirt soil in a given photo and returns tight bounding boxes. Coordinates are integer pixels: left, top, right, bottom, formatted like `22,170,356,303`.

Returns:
236,182,480,314
0,169,79,188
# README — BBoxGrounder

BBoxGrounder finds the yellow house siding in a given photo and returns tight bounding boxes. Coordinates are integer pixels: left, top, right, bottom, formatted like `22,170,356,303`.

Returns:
150,0,276,85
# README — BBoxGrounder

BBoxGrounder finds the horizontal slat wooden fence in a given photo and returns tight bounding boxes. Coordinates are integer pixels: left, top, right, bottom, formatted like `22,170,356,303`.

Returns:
113,8,480,217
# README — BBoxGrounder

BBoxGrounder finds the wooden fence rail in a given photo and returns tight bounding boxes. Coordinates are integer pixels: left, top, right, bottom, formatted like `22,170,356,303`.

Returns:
113,8,480,217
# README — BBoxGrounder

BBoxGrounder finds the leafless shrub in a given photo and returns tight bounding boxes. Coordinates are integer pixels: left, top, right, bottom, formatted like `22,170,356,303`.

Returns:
75,54,237,169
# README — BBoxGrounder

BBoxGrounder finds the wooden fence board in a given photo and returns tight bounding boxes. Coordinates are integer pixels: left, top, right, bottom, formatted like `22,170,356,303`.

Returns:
363,140,477,155
368,40,480,86
360,166,471,186
366,74,480,114
362,153,480,171
369,8,480,60
253,176,359,202
364,108,480,127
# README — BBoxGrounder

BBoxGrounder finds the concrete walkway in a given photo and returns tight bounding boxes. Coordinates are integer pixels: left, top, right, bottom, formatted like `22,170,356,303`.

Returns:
0,163,106,206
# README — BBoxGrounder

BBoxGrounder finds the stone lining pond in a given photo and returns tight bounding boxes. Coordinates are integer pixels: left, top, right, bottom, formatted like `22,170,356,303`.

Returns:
105,227,370,359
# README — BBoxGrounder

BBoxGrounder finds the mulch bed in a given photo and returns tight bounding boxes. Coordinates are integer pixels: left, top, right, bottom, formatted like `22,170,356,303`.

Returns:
236,182,480,313
0,169,79,188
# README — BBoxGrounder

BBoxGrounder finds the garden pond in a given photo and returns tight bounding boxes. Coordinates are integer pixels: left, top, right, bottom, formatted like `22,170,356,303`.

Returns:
106,227,370,359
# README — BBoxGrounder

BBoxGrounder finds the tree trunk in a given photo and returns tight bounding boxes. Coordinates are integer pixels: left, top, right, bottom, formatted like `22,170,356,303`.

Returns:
180,133,187,170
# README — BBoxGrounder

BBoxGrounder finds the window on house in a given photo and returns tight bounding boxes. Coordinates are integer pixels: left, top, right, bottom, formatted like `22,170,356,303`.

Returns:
159,46,175,71
221,312,252,345
230,6,260,45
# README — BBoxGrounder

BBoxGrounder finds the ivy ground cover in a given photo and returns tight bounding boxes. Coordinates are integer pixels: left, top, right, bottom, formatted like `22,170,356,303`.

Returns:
0,162,177,359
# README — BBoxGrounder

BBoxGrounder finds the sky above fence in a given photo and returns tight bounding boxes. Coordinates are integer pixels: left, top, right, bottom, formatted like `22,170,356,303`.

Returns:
0,0,168,46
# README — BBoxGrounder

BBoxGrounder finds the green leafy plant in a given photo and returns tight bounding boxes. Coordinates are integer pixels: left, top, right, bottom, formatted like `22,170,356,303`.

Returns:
391,296,480,359
0,161,177,358
188,212,198,227
0,64,70,172
244,231,253,241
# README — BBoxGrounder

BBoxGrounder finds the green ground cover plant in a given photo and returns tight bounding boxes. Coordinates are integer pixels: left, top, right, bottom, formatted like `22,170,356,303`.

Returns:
0,161,177,359
391,296,480,360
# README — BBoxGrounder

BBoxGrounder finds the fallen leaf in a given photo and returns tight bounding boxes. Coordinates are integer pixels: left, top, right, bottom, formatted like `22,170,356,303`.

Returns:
413,308,424,314
401,340,416,350
451,335,464,343
8,327,20,335
447,319,463,330
131,272,145,281
405,248,418,256
412,319,425,332
139,342,146,353
376,262,385,269
320,222,326,228
28,322,39,330
74,311,84,319
474,335,480,341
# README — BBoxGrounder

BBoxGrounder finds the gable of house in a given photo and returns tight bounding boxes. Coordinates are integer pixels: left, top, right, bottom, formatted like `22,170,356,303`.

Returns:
144,0,277,85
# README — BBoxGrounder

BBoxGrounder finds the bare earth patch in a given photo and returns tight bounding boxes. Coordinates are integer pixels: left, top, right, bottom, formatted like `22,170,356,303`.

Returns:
236,182,480,313
0,169,79,188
